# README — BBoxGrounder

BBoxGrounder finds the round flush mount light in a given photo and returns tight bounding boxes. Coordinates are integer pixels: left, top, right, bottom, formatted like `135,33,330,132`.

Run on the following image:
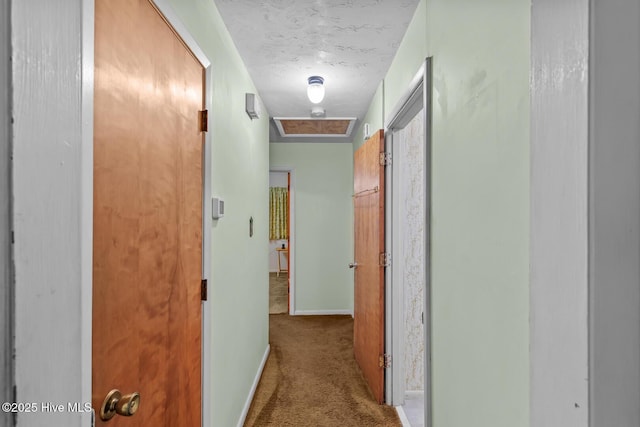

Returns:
307,76,325,104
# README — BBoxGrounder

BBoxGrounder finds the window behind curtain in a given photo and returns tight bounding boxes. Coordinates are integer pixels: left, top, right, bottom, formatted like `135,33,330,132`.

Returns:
269,187,288,240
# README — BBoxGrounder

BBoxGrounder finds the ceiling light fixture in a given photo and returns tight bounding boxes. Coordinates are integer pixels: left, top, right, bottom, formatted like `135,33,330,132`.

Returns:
310,106,326,118
307,76,325,104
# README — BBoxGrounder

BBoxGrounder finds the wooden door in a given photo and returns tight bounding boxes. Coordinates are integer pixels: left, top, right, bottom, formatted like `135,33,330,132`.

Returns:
353,129,385,404
92,1,204,426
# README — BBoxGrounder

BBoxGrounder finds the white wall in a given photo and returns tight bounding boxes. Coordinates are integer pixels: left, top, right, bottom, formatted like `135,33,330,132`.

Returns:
530,1,590,425
270,143,354,314
589,0,640,424
12,1,92,425
1,1,12,425
269,171,288,272
530,3,640,425
269,172,288,187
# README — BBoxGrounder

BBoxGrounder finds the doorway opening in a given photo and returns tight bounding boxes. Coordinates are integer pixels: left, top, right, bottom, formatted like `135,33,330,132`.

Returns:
385,58,432,427
269,169,294,314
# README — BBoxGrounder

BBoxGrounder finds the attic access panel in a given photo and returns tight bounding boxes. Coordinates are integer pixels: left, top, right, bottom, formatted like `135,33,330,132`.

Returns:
273,117,357,138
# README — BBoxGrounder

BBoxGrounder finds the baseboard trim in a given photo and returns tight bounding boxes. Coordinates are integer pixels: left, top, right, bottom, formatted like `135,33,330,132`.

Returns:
236,344,270,427
293,309,353,316
395,405,412,427
405,390,424,398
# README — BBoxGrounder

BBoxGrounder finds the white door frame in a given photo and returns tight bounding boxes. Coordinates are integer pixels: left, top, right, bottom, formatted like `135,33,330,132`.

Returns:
0,0,11,423
269,167,296,315
384,58,432,427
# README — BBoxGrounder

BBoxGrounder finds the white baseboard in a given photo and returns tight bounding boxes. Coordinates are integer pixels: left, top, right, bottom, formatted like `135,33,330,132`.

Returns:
293,309,353,316
236,344,270,427
395,405,412,427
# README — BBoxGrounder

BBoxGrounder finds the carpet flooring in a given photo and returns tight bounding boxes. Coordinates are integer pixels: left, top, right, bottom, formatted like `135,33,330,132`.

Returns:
269,273,288,314
244,314,402,427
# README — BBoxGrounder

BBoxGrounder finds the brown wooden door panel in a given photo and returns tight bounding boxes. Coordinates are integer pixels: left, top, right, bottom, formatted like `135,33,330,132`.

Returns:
353,129,385,404
93,0,203,425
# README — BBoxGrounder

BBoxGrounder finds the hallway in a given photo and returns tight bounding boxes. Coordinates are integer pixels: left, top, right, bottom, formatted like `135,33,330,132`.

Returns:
269,273,288,314
244,315,401,426
6,1,640,426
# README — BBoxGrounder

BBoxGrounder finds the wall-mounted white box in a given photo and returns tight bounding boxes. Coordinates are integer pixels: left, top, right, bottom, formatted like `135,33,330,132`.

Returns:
212,197,224,219
245,93,260,120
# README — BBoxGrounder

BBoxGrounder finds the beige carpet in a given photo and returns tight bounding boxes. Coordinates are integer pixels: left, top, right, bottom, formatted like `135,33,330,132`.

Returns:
269,273,288,314
244,314,402,427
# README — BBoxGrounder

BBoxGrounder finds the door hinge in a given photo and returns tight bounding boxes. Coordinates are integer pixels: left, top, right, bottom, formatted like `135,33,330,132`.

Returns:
379,354,392,368
379,252,390,267
201,279,208,301
199,110,209,132
379,152,392,166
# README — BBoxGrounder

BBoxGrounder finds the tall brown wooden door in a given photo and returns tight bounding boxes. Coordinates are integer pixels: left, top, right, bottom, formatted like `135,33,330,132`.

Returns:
92,0,204,425
353,129,385,404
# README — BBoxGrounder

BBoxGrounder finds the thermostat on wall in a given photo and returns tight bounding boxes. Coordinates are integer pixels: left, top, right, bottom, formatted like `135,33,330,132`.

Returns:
212,197,225,219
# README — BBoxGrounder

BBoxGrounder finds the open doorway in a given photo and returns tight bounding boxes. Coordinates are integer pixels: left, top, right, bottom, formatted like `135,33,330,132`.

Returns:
385,58,432,427
269,170,294,314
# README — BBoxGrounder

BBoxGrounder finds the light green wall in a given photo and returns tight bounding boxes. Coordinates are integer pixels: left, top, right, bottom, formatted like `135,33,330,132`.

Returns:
270,143,354,313
353,81,384,152
370,0,531,425
167,1,270,426
384,0,428,117
353,0,426,150
427,2,530,425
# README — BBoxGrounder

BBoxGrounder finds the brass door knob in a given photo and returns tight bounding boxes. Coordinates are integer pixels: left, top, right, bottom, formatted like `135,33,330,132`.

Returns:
100,389,141,421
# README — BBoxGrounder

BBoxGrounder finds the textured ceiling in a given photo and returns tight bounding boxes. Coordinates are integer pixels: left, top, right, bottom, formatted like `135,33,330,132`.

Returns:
213,0,421,142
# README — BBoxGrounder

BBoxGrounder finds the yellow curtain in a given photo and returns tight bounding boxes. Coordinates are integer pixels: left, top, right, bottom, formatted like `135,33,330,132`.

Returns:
269,187,288,240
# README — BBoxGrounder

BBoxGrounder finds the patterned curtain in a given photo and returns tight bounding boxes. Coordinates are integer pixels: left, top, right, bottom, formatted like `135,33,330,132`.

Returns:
269,187,288,240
